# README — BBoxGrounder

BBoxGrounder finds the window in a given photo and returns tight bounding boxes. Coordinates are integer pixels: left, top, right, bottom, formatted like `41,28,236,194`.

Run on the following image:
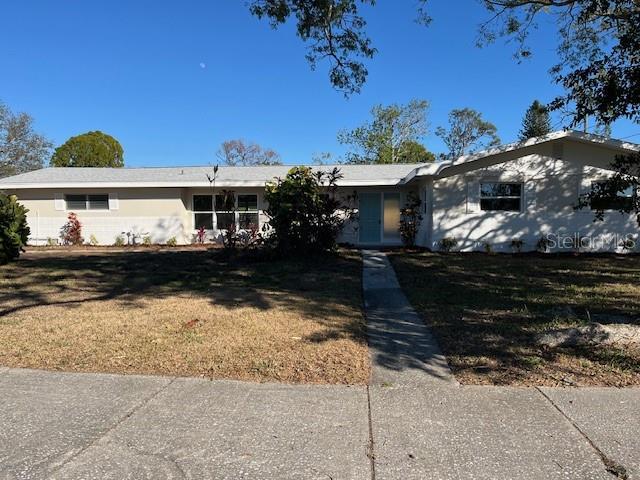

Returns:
64,194,109,210
590,182,634,211
192,193,259,231
480,183,522,211
237,194,257,211
193,195,214,230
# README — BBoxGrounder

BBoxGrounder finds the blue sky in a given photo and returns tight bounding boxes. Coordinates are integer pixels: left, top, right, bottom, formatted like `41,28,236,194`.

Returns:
2,1,638,167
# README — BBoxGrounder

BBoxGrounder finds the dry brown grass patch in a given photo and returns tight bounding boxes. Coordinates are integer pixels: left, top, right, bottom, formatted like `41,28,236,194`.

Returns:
0,249,369,384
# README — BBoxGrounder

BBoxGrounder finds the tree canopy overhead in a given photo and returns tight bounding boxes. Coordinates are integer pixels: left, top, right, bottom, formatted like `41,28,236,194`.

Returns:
51,131,124,168
249,0,640,129
338,99,434,164
0,101,52,178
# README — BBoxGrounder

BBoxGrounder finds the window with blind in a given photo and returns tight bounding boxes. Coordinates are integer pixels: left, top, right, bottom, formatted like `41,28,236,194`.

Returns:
65,194,109,210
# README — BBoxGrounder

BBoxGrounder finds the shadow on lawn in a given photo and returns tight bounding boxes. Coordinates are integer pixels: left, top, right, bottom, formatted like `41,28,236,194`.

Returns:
0,249,366,343
389,252,640,385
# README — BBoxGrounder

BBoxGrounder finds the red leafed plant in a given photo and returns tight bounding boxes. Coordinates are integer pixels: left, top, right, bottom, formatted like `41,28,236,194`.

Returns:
196,226,207,243
60,212,83,245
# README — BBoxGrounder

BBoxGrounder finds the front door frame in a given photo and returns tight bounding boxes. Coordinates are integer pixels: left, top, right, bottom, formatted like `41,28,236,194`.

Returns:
358,191,403,245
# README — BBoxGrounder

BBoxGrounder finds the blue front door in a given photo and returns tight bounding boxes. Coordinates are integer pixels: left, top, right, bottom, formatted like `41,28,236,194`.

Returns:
359,193,381,244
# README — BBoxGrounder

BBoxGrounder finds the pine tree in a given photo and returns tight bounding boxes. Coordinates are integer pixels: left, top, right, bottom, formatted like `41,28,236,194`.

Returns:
519,100,551,141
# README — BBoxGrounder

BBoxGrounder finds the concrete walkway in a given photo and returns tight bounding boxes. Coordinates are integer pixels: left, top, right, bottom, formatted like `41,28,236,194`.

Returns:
0,368,638,479
362,250,455,386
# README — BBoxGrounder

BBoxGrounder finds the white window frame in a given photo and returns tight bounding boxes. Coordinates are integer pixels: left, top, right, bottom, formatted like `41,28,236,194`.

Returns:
64,194,110,211
479,182,523,212
191,193,260,231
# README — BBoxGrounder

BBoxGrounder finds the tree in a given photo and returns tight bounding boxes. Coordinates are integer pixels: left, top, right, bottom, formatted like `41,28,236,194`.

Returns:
398,140,436,163
250,1,640,130
217,139,282,166
264,166,354,253
338,99,434,164
51,131,124,168
519,100,551,141
0,101,52,178
577,153,640,227
0,194,30,264
436,108,501,159
249,0,377,95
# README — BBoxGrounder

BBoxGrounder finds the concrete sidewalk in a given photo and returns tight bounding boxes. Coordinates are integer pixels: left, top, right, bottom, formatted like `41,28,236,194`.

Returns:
362,250,455,387
0,367,638,479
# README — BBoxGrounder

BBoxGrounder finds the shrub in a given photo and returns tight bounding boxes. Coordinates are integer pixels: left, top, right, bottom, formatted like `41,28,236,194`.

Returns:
399,192,423,247
536,236,550,253
114,235,125,247
166,236,178,247
438,237,457,253
264,166,354,254
46,237,57,246
195,226,206,243
482,241,493,254
60,212,83,245
0,194,30,264
89,234,99,246
511,239,524,253
142,235,152,246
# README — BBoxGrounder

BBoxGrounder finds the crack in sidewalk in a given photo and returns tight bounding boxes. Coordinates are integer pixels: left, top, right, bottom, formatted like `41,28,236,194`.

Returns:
47,376,178,476
536,387,628,480
366,385,376,480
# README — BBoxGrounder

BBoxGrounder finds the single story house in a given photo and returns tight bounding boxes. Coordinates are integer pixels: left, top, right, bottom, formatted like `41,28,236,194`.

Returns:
0,130,638,252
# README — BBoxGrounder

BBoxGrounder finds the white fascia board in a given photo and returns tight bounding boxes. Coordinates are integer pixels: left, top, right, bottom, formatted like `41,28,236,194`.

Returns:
0,179,406,190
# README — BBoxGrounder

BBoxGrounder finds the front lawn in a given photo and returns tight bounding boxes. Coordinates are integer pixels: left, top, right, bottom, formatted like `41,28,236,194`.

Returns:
390,252,640,386
0,249,369,384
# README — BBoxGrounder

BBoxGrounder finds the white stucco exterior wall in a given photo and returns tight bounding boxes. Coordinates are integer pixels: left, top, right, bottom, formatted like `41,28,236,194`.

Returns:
426,141,638,252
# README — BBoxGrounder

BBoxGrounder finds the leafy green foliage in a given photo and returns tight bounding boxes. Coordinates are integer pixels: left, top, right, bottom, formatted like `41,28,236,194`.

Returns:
0,194,30,263
438,237,458,253
51,131,124,168
519,100,551,141
436,108,500,159
264,166,353,253
339,99,434,164
576,153,640,226
0,101,52,178
399,192,423,247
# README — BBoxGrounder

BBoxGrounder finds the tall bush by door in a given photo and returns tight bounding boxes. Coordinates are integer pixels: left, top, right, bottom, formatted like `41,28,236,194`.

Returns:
264,166,354,254
0,194,30,264
399,192,423,247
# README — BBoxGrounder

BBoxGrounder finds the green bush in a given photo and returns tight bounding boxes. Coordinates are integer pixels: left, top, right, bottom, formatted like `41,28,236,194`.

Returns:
166,236,177,247
264,166,354,254
438,237,458,253
0,194,30,264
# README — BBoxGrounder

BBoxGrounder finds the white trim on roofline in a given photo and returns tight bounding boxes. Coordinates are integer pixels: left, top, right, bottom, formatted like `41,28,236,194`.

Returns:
0,179,407,189
1,130,638,190
409,130,640,180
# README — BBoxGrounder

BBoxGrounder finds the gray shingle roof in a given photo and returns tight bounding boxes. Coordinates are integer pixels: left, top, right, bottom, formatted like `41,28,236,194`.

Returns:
0,164,425,188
